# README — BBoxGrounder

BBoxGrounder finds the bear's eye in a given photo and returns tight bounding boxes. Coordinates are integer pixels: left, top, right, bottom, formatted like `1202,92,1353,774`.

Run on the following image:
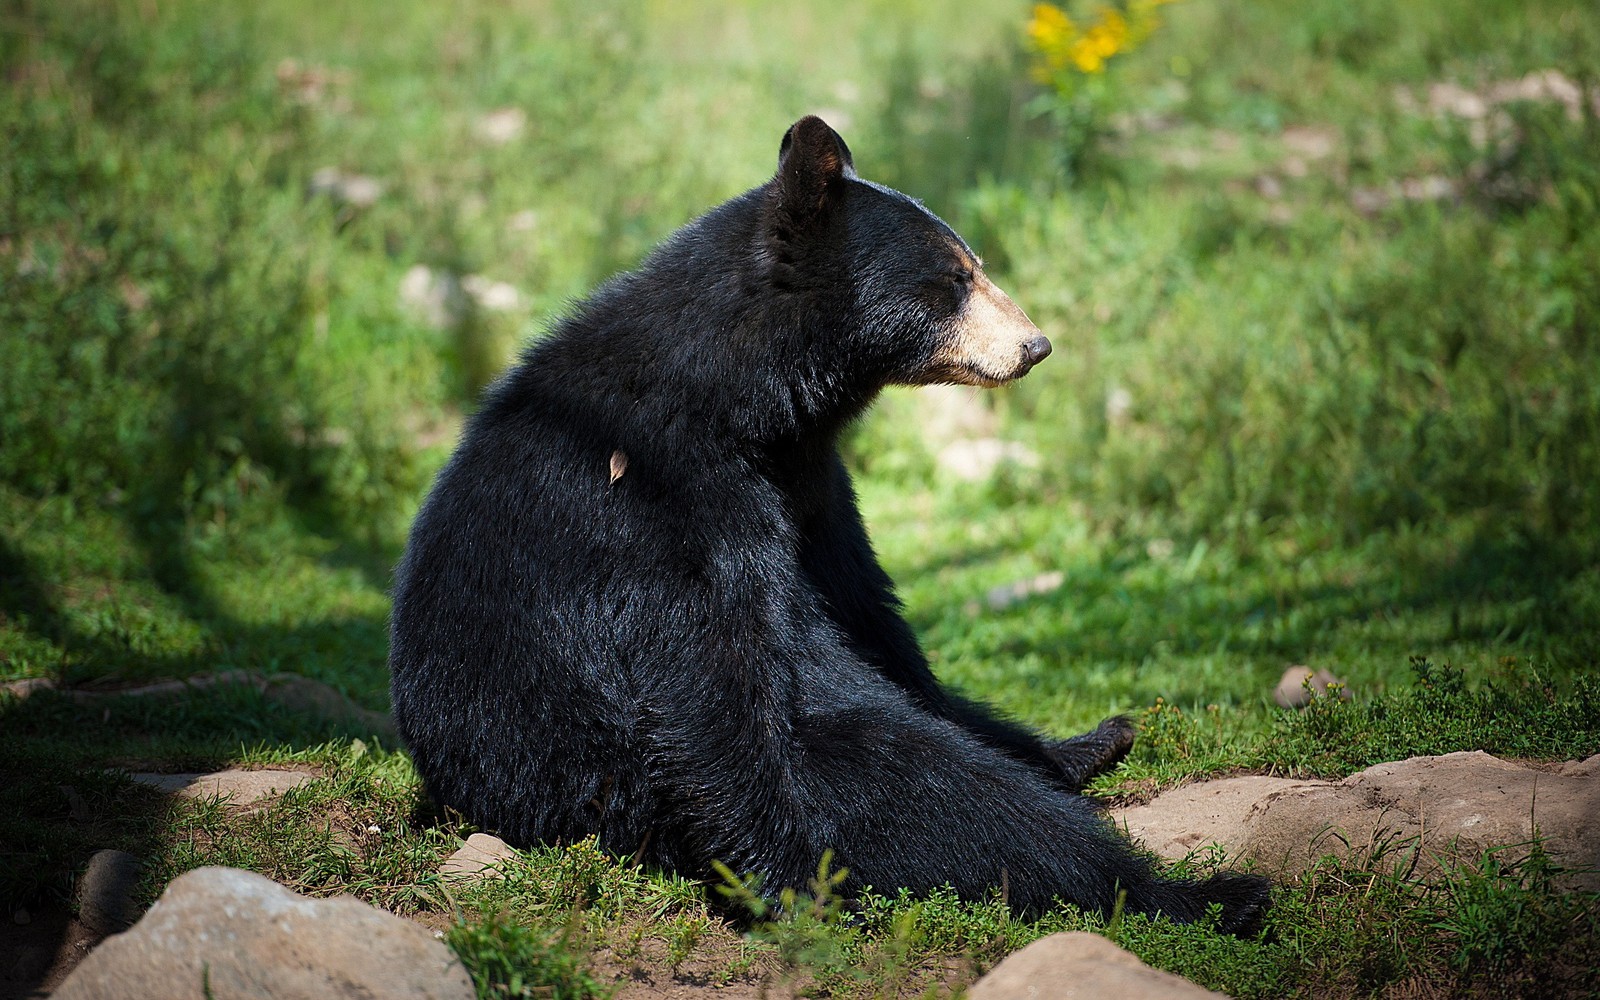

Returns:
918,267,973,315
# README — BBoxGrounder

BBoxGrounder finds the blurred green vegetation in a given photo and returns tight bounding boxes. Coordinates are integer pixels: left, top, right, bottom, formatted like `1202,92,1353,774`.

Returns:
4,0,1600,995
4,0,1596,701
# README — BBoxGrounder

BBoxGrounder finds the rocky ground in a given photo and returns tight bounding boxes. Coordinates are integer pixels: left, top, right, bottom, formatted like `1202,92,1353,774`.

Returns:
7,668,1597,999
13,732,1594,1000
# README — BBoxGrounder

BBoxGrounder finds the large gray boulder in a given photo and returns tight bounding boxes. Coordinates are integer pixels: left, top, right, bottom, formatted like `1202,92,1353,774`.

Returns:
1116,751,1600,890
51,867,474,1000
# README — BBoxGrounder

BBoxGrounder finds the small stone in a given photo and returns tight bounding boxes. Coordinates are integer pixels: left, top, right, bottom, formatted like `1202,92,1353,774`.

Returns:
1350,186,1391,215
399,265,468,330
1312,668,1352,699
1399,175,1457,202
76,849,141,935
1273,666,1315,708
506,209,539,233
51,867,475,1000
1105,385,1134,427
969,932,1227,1000
461,274,521,312
308,167,383,208
473,106,527,145
1273,665,1348,708
983,571,1066,612
12,908,29,925
441,833,518,884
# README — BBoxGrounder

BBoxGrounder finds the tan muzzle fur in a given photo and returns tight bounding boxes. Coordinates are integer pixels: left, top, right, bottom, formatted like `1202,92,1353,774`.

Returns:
917,273,1052,387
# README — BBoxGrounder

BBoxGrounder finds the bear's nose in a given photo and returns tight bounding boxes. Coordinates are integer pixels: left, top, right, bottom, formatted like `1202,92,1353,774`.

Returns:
1023,334,1053,366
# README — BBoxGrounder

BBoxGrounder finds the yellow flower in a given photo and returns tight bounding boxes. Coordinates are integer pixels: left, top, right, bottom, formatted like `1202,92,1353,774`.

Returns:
1066,7,1126,74
1025,3,1079,82
1027,0,1180,81
1026,2,1076,53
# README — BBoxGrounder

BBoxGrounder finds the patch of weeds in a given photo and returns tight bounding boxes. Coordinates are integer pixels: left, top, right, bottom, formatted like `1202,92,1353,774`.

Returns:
1268,658,1600,775
715,851,855,980
152,740,455,914
711,853,1280,998
711,854,981,995
1261,835,1600,998
467,837,694,925
658,910,711,971
1426,840,1600,992
1104,697,1259,794
447,904,608,1000
1098,658,1600,795
1110,911,1295,1000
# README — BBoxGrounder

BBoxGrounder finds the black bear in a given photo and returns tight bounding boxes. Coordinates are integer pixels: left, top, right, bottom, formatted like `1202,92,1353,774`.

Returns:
390,116,1269,931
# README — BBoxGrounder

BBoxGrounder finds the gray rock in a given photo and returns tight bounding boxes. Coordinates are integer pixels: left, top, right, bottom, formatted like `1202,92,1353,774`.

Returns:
1272,665,1350,708
982,571,1065,612
259,673,396,738
46,669,394,736
441,833,518,883
125,769,317,805
473,107,527,145
969,932,1228,1000
93,670,256,699
1,677,58,700
399,265,468,330
1,671,393,745
75,850,141,935
51,866,475,1000
1116,751,1600,891
308,167,383,208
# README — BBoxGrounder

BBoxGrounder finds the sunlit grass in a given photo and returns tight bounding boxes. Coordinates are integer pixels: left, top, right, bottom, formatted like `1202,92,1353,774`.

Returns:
4,0,1600,996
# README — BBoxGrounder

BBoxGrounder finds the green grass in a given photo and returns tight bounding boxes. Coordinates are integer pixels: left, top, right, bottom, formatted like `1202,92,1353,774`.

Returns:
4,0,1600,996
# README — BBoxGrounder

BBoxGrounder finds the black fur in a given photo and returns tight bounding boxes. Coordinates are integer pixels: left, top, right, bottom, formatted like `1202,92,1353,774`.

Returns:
390,117,1269,932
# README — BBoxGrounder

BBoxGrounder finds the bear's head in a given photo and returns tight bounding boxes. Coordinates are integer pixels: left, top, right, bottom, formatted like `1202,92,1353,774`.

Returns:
767,115,1051,391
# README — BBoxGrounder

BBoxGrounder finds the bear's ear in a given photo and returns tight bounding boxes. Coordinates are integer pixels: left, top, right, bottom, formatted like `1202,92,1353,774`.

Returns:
774,116,854,224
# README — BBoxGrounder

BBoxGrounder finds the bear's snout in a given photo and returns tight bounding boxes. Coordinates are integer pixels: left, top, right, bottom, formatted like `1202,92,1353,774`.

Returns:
916,274,1050,388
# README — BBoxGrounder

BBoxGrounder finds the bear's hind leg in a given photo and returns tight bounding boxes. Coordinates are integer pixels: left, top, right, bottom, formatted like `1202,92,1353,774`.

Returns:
793,701,1269,933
